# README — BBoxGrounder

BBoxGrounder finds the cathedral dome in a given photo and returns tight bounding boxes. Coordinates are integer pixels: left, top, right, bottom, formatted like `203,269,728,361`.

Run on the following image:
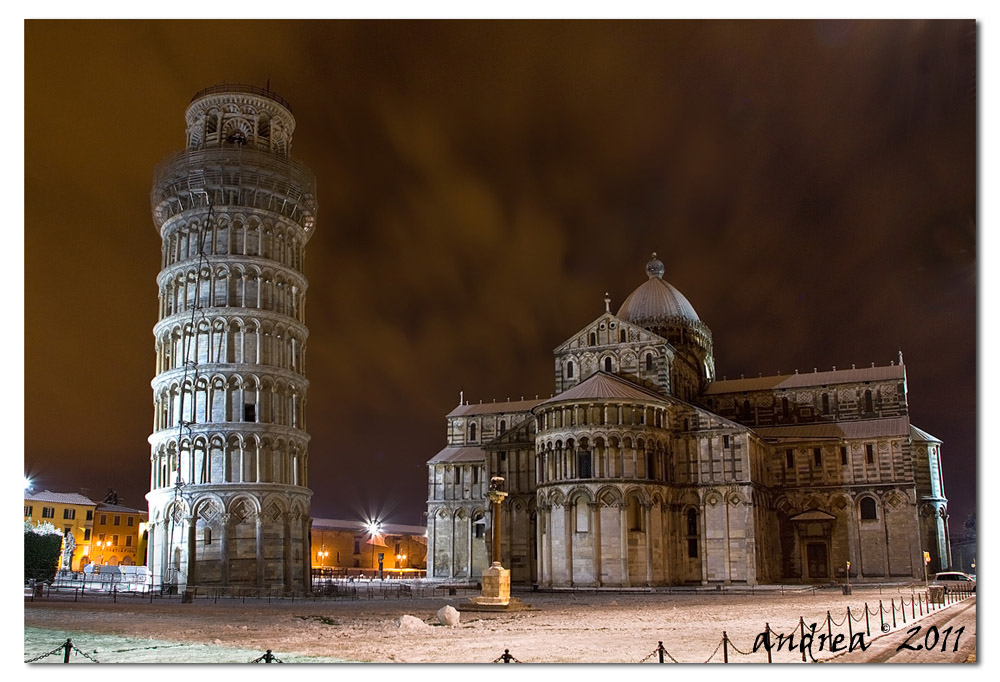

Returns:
616,253,702,326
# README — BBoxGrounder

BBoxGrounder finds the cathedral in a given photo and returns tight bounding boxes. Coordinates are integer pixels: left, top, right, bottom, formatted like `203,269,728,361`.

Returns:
426,254,951,587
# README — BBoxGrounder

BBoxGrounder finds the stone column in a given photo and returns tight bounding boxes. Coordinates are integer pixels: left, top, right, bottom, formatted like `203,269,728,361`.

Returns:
426,509,436,578
186,512,197,588
544,507,554,587
220,513,230,587
255,512,264,588
591,502,602,587
565,500,574,586
644,503,653,586
619,503,630,587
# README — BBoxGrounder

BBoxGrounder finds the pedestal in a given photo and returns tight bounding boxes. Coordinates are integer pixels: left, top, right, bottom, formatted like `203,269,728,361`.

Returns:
468,562,510,606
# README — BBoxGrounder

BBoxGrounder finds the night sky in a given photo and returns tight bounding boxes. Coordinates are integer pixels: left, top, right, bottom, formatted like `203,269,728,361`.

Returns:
24,20,976,533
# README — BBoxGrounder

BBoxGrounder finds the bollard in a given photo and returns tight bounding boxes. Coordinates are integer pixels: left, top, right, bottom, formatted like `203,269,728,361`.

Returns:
723,631,729,663
63,638,72,664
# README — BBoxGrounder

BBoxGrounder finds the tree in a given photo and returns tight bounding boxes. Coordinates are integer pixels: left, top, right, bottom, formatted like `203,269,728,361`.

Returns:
24,522,64,583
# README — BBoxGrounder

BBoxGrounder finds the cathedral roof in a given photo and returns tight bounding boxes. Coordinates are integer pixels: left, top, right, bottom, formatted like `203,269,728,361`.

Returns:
752,416,910,441
540,371,665,406
447,398,543,417
910,424,942,443
616,253,703,326
428,446,487,464
703,363,905,394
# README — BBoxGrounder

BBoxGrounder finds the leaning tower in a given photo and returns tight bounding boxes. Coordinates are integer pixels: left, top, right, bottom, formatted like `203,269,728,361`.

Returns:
147,85,317,593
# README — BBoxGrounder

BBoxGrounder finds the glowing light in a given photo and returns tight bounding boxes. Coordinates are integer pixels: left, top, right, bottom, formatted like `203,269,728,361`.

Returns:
24,476,32,492
365,519,383,536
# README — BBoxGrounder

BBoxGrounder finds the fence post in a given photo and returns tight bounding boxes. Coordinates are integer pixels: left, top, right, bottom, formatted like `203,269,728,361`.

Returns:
658,641,665,664
113,586,117,603
723,631,729,663
865,603,870,636
63,638,72,664
826,610,833,643
847,606,853,642
879,600,885,633
901,596,906,623
918,594,923,616
764,625,772,663
799,617,806,662
891,598,897,628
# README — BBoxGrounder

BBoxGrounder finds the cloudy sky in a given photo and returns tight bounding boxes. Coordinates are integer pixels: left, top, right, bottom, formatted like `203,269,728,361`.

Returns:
24,20,976,531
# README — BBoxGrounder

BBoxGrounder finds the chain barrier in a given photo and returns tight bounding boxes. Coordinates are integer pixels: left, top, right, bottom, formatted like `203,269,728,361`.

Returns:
493,649,521,663
71,645,101,663
24,642,70,663
726,634,756,657
828,611,847,627
249,649,283,663
24,638,100,664
701,637,725,663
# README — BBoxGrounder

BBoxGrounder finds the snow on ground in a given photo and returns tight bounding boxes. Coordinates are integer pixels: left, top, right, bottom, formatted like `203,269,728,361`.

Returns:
23,584,975,664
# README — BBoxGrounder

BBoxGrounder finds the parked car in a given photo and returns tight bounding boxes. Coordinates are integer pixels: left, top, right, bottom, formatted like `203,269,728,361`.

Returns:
931,571,976,593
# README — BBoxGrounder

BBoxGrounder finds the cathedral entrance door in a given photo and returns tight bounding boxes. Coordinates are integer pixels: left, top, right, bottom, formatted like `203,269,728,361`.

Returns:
806,542,829,579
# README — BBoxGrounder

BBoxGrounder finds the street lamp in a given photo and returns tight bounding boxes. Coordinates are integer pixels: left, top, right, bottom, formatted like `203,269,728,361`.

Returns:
365,519,382,579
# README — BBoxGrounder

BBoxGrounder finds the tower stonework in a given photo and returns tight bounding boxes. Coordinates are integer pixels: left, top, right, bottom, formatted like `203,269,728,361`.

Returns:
147,85,317,593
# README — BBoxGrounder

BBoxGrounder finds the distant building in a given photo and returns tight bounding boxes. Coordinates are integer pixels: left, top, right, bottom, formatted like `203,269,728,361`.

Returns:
311,519,427,578
88,503,149,567
427,254,952,586
24,490,96,571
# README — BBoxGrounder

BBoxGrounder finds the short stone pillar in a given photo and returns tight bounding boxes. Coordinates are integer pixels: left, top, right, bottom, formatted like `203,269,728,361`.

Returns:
476,562,511,606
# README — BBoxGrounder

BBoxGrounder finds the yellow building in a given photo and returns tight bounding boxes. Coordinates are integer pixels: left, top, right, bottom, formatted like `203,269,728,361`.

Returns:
89,503,149,567
311,518,427,579
24,490,97,571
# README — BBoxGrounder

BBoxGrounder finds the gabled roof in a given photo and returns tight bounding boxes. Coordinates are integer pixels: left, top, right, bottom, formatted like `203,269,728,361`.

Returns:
910,425,942,443
24,490,97,506
752,417,910,442
95,503,147,515
703,364,905,395
540,371,666,406
428,446,487,464
789,509,837,522
552,312,667,353
447,398,544,417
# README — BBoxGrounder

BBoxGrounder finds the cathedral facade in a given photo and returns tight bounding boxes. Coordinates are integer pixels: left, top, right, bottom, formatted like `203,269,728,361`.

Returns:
426,255,950,586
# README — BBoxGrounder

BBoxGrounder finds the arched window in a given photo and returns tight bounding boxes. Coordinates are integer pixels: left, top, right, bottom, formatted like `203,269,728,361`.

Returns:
645,353,653,371
604,357,613,372
499,419,506,434
468,422,477,442
589,332,596,346
864,390,874,414
620,329,626,343
860,497,877,520
686,508,699,557
628,497,644,532
566,361,574,378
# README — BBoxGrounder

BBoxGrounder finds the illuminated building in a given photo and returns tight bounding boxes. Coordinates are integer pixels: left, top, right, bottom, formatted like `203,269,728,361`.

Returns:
427,255,950,585
89,503,149,567
310,519,427,579
24,490,96,571
146,85,317,593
